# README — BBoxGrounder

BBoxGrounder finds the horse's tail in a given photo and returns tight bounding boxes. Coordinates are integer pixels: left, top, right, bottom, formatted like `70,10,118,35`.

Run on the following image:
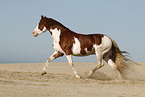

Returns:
110,39,137,75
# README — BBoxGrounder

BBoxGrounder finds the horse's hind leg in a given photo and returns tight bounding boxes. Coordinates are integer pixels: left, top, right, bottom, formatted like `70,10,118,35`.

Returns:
107,59,123,80
103,51,123,80
88,52,104,77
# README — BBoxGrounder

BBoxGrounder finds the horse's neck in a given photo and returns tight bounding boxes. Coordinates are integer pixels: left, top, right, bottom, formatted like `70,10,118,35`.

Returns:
50,28,61,42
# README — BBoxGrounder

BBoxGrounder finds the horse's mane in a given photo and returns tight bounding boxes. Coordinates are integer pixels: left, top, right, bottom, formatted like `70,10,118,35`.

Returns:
43,17,69,30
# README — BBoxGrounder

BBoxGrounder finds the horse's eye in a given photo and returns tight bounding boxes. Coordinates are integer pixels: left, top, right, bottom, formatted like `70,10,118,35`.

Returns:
38,23,42,29
39,23,41,27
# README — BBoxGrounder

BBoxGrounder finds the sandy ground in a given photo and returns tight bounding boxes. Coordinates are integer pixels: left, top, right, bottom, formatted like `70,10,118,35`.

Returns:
0,62,145,97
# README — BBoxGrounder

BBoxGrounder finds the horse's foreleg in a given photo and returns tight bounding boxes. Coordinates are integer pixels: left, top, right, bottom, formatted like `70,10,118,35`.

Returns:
41,51,64,75
66,55,81,79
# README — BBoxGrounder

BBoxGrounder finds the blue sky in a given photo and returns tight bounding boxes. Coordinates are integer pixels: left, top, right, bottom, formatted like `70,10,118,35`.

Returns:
0,0,145,63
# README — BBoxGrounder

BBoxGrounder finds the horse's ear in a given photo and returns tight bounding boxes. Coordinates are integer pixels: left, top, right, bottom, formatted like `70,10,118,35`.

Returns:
41,15,44,19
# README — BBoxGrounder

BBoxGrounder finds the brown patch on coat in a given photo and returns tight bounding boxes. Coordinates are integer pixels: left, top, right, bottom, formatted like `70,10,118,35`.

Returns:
59,30,76,55
79,34,104,55
93,34,104,45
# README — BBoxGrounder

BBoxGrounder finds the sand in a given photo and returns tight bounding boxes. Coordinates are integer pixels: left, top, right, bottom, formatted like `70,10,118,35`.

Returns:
0,62,145,97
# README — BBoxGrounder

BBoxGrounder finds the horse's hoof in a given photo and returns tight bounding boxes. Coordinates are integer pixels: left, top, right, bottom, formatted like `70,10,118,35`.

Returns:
77,77,83,79
76,75,84,79
80,77,84,79
41,71,47,75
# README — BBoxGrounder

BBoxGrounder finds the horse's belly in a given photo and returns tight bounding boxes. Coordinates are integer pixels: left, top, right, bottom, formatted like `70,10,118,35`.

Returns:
71,37,95,56
72,46,95,56
72,50,95,56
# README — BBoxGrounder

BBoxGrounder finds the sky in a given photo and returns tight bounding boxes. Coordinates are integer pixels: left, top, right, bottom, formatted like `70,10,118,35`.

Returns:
0,0,145,63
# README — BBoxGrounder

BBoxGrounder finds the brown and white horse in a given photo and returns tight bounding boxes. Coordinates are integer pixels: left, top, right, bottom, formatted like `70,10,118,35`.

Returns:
32,16,135,80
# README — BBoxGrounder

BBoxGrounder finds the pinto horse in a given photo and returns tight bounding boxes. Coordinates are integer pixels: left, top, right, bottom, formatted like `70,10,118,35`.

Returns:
32,16,135,80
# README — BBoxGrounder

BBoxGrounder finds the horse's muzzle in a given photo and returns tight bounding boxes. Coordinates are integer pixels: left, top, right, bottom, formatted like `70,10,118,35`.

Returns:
32,32,38,37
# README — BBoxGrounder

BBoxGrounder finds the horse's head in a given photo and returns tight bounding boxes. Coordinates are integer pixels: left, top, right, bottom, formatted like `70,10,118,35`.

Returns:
32,15,48,37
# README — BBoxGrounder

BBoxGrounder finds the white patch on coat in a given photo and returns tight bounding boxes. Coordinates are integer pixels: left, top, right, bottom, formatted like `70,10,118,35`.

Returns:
33,25,47,35
93,35,112,55
50,28,64,53
71,37,81,55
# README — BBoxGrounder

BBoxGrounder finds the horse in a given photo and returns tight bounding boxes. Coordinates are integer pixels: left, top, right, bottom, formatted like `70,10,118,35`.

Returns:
32,15,136,80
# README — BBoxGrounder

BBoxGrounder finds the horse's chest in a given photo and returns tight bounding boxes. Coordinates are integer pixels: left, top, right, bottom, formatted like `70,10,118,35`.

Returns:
51,28,64,53
53,41,64,53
